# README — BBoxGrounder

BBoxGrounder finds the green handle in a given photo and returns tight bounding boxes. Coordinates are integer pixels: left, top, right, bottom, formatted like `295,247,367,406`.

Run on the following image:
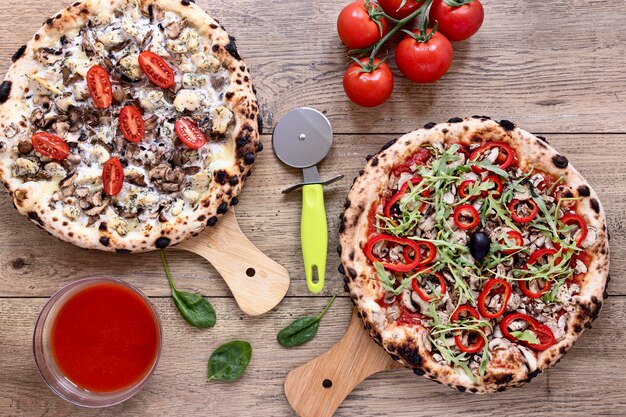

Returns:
301,184,327,293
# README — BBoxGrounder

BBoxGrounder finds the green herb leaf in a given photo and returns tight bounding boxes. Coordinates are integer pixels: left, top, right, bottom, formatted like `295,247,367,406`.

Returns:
277,296,336,347
160,250,216,328
510,330,540,345
207,340,252,382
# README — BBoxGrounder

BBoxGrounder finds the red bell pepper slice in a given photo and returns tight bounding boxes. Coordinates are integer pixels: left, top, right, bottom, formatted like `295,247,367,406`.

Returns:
520,248,561,298
411,268,446,302
469,142,516,174
500,230,524,255
559,213,588,247
477,278,512,319
458,180,477,200
500,312,556,351
364,234,422,273
403,240,437,266
451,305,485,354
453,204,480,230
384,177,430,218
508,198,539,223
481,175,503,198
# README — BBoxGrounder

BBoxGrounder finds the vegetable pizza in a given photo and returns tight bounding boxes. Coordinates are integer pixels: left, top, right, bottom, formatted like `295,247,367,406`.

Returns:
339,117,609,393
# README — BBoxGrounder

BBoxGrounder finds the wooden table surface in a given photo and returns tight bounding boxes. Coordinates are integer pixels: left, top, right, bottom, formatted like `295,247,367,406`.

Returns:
1,0,625,415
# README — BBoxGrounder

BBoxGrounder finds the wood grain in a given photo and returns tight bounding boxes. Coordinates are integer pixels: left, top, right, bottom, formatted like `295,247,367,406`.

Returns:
2,0,625,134
178,210,290,316
0,0,624,415
1,296,625,416
0,134,623,297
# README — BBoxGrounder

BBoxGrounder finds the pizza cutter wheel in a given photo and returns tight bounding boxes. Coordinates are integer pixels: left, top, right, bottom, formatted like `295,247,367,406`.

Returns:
273,108,343,293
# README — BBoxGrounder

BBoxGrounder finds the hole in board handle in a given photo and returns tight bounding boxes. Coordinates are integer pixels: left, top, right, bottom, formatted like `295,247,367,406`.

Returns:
322,379,332,389
246,268,256,277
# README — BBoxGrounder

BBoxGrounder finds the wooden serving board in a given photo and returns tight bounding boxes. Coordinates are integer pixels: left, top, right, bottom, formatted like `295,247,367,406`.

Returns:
176,209,290,316
284,310,402,417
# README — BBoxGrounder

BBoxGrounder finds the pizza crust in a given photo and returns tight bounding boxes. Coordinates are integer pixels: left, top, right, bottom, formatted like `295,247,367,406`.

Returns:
339,117,609,393
0,0,261,252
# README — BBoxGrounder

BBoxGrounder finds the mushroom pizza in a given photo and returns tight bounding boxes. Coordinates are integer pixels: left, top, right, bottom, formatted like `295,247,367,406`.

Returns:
0,0,260,252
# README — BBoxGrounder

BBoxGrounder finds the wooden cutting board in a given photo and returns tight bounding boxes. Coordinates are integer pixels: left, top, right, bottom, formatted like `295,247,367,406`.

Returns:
284,309,403,417
176,209,290,316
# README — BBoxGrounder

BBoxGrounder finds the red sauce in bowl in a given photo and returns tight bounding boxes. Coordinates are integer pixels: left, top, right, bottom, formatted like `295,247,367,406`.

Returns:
50,282,159,393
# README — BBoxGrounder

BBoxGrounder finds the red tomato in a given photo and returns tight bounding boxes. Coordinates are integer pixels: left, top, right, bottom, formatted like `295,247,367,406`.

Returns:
378,0,424,20
343,58,394,107
395,29,453,83
102,157,124,196
175,118,207,149
31,132,69,160
119,106,145,143
86,65,112,109
337,1,388,49
429,0,484,42
138,51,175,89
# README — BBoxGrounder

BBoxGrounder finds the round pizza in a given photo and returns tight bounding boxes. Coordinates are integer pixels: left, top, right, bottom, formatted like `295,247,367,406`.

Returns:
0,0,261,252
338,117,609,393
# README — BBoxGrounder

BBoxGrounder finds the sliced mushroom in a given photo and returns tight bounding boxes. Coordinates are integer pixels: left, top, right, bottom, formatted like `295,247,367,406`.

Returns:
164,19,186,39
17,140,33,154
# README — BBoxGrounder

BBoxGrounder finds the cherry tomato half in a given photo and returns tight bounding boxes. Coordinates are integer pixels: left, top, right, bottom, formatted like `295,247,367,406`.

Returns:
175,118,207,149
378,0,424,20
337,1,388,49
138,51,175,89
429,0,484,42
343,58,394,107
86,65,113,109
395,29,453,83
31,132,69,160
119,105,145,143
102,157,124,196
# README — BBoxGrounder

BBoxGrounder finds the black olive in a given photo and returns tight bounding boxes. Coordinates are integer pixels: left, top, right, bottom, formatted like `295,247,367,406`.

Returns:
469,232,491,261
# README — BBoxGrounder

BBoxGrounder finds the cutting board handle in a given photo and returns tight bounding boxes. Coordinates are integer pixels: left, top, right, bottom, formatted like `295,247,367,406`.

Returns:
284,309,401,417
177,209,290,316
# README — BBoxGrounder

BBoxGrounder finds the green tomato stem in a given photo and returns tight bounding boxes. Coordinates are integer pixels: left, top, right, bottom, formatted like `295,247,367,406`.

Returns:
368,0,435,67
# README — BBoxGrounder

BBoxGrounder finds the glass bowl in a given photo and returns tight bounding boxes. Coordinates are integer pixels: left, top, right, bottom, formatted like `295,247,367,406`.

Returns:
33,277,162,408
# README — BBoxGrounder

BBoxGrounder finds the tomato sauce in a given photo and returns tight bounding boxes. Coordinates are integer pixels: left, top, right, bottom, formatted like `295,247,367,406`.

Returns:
50,282,159,393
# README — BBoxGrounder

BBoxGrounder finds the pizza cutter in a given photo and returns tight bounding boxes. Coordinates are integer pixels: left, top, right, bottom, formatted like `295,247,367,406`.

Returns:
272,108,343,293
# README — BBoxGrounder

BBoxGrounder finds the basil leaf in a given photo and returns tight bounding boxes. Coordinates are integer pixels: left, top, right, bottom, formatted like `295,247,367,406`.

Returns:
208,340,252,382
171,289,216,328
277,295,336,347
160,250,216,329
510,330,540,345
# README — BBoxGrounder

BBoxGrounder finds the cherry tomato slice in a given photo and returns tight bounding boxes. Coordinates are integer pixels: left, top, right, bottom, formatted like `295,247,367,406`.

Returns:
500,230,524,255
86,65,113,109
175,118,207,149
102,157,124,196
138,51,175,89
559,213,588,247
453,204,480,230
119,105,145,143
31,132,69,160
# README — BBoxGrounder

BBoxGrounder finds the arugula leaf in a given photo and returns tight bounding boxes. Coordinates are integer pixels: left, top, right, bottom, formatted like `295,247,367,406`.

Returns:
160,250,216,328
469,160,510,179
510,330,540,345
